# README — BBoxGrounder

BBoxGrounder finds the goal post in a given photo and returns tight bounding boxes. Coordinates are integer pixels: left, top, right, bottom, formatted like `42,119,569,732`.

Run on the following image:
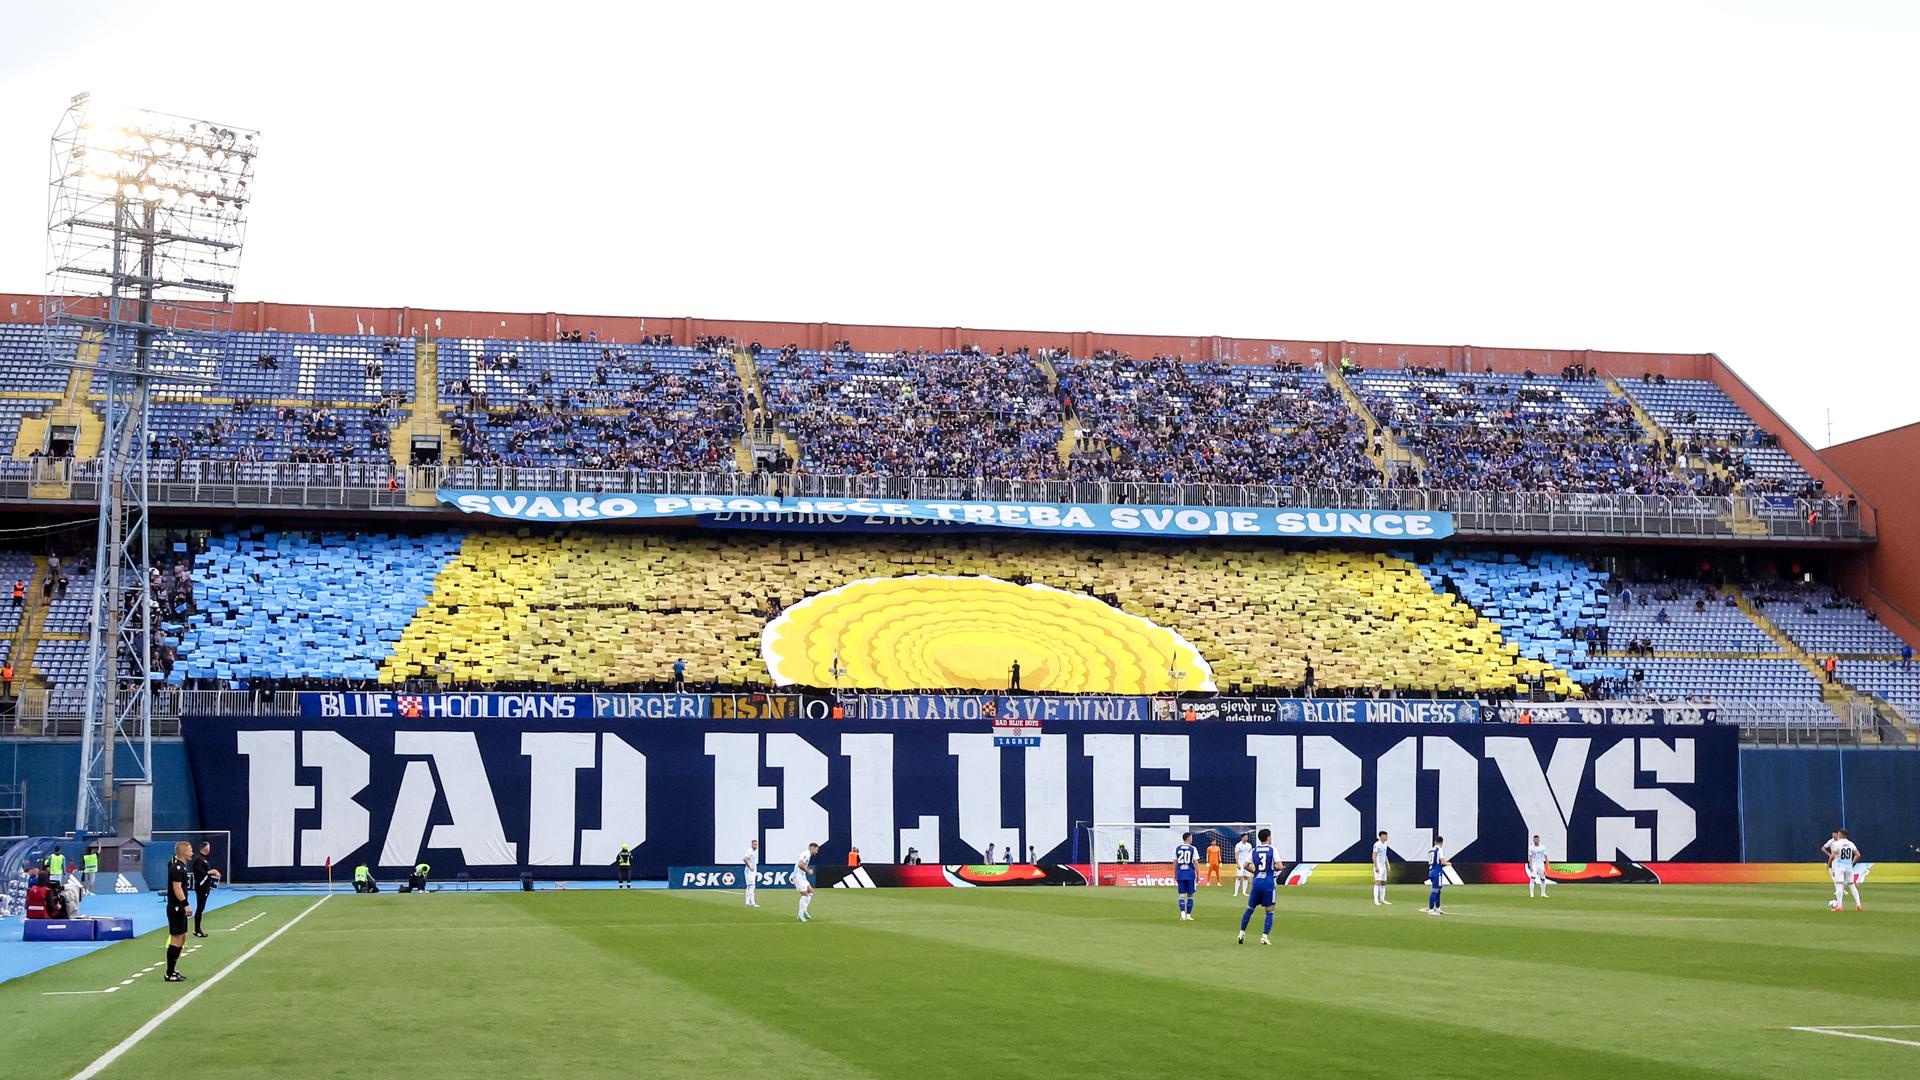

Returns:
1087,822,1269,885
152,830,234,884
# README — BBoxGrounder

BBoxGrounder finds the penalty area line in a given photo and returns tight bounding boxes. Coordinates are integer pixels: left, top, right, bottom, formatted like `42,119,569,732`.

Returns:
1789,1026,1920,1049
69,894,330,1080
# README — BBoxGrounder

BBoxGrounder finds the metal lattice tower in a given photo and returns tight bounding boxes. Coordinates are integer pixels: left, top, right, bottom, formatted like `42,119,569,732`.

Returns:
44,92,259,836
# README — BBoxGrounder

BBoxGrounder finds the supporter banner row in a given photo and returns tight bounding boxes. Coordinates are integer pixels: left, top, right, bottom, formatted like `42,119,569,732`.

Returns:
1495,703,1719,725
298,692,1478,724
182,715,1739,879
440,490,1456,540
298,692,833,720
1159,698,1480,724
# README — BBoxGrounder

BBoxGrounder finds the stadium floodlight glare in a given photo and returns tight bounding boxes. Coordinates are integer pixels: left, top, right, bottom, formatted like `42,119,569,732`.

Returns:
44,91,261,838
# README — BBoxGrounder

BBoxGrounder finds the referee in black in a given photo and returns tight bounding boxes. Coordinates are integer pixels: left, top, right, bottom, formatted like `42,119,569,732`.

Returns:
165,840,192,982
191,840,218,937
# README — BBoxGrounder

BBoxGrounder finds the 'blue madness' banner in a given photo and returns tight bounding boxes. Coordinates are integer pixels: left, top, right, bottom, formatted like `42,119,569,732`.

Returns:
440,490,1454,540
182,716,1738,881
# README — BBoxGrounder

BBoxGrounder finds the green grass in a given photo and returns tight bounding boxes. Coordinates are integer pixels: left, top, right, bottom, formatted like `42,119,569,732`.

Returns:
8,884,1919,1078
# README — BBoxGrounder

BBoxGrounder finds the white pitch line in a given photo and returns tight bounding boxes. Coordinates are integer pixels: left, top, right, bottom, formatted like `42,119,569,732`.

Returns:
1789,1026,1920,1048
69,894,330,1080
220,911,265,932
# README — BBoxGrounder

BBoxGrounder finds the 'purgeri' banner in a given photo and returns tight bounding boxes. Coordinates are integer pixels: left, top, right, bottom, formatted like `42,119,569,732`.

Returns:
439,490,1455,540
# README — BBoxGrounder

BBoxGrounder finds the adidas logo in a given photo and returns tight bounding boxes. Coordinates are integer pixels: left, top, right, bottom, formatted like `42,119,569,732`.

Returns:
114,874,140,894
833,868,877,889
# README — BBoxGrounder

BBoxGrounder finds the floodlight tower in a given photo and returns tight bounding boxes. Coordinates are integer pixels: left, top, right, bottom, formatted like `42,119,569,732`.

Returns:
45,92,259,837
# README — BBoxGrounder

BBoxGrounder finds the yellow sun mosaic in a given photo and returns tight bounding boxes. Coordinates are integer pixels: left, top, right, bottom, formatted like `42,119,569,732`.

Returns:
759,575,1215,693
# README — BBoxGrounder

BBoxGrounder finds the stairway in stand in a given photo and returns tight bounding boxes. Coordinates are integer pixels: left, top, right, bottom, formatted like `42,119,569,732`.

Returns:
1731,587,1908,743
12,332,105,499
391,339,458,507
1327,365,1420,481
728,346,772,472
10,557,61,726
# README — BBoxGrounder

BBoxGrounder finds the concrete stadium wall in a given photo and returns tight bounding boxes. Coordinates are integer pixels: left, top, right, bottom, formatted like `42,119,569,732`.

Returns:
0,738,199,837
0,290,1720,375
1824,422,1920,647
1739,747,1920,862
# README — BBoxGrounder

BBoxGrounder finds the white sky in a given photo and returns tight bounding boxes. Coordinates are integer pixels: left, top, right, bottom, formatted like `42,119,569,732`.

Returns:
1,1,1914,446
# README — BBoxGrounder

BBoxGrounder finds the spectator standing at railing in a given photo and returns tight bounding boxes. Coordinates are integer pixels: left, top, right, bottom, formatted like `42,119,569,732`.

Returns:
1824,656,1837,683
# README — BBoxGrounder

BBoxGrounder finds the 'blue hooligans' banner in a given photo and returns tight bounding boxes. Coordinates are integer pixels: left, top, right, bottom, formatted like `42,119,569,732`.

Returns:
182,715,1738,880
439,490,1455,540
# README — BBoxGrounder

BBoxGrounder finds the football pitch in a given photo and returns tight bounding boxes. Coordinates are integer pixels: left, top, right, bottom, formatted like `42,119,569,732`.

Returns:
7,884,1918,1079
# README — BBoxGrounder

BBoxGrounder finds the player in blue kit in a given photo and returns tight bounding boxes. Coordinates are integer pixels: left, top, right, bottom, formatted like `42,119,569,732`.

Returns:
1174,832,1199,921
1425,835,1451,915
1237,828,1277,945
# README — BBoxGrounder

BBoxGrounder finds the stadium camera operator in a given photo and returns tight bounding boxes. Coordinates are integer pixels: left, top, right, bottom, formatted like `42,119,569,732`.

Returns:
353,862,378,893
404,862,430,893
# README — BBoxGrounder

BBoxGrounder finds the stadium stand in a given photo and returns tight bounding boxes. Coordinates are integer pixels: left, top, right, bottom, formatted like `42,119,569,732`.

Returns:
175,529,464,684
141,530,1573,696
0,324,80,395
1349,367,1683,494
0,526,1899,715
0,312,1904,742
1416,550,1608,675
0,528,1907,738
1838,660,1920,720
1618,374,1817,495
146,332,412,464
1755,585,1910,655
757,345,1065,479
1058,357,1378,487
443,337,743,471
1593,657,1825,704
1605,581,1778,653
0,320,1861,508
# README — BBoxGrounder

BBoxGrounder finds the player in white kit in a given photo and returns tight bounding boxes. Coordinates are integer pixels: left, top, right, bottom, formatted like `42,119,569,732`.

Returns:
794,842,819,922
1822,830,1862,911
1371,830,1391,905
1526,834,1550,898
743,839,760,907
1233,834,1254,898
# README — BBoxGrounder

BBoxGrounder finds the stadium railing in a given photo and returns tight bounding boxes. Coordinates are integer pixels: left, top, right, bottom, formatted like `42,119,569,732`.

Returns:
0,460,1869,542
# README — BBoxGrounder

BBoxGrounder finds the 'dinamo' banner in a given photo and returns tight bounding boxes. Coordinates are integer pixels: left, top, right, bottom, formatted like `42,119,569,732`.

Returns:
439,490,1455,541
180,716,1738,881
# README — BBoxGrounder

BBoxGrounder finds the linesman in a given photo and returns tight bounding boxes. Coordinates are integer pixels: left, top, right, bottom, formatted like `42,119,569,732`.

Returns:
165,841,192,982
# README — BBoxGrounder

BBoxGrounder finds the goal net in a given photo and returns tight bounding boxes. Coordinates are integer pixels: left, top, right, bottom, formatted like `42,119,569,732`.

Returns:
1087,822,1269,885
152,830,234,884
